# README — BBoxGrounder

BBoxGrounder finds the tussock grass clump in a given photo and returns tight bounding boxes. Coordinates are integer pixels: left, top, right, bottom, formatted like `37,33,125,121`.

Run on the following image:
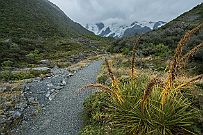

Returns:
81,24,203,135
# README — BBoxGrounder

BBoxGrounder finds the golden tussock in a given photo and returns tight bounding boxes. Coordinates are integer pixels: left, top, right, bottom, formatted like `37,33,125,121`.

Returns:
179,42,203,67
105,58,121,92
131,36,141,80
81,83,123,104
175,23,203,59
141,77,159,112
161,23,203,108
174,74,203,91
105,58,117,83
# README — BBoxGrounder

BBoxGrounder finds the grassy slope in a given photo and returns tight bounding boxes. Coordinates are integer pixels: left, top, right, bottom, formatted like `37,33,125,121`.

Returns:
108,3,203,73
111,3,203,50
140,3,203,49
0,0,92,39
0,0,111,68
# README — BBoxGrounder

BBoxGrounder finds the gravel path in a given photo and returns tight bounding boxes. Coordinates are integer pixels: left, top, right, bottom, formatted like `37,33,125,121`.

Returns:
14,61,102,135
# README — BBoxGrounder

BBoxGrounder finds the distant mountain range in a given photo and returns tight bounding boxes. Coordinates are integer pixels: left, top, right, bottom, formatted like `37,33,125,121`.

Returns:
85,21,166,38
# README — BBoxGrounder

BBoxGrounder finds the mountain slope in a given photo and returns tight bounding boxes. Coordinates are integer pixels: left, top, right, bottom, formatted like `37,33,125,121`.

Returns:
86,21,166,38
109,3,203,73
0,0,111,68
0,0,92,39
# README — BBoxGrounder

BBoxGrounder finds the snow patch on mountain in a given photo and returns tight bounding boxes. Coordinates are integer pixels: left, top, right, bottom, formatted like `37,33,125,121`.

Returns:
85,21,166,38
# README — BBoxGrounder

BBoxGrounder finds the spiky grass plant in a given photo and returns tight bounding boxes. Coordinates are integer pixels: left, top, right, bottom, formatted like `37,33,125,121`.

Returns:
106,79,200,135
82,23,203,135
131,36,141,80
161,23,203,108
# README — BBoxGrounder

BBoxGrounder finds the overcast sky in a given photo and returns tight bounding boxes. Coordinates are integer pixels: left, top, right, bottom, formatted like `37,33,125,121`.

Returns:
49,0,202,25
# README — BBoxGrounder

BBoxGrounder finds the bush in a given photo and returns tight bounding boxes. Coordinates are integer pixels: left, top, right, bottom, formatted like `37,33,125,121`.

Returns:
0,70,12,81
97,74,108,84
26,49,41,63
80,92,124,135
141,43,172,58
1,60,13,68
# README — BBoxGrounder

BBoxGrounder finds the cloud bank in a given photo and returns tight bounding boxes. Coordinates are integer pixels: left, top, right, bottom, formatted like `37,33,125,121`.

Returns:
49,0,202,25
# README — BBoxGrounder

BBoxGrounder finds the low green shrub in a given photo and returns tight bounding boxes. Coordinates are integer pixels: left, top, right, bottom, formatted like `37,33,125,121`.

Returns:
0,70,49,81
97,74,108,84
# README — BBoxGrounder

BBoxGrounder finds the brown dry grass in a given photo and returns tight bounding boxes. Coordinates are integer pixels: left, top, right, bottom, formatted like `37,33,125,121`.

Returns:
67,54,104,72
141,77,159,112
161,23,203,107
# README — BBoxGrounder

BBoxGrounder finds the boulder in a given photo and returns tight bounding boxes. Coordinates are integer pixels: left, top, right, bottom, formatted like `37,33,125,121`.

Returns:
40,60,50,65
32,67,50,71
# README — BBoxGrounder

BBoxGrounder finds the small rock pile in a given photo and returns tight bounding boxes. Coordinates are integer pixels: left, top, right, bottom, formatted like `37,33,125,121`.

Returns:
23,66,73,106
0,84,36,134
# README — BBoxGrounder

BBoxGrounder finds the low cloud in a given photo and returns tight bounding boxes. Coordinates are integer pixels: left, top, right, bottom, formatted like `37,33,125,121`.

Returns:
49,0,202,25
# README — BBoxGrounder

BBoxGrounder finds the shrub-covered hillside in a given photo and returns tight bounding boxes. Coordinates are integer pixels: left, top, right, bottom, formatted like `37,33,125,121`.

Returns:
0,0,112,68
109,4,203,58
0,0,92,39
109,3,203,73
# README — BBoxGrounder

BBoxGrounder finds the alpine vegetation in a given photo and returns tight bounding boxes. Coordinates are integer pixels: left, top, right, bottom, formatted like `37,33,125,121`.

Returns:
81,24,203,135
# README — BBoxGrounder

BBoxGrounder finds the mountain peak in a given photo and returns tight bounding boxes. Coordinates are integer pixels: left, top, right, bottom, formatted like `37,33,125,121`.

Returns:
86,21,166,38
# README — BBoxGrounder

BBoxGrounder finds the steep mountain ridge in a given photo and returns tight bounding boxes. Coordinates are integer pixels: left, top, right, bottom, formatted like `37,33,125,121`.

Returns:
0,0,110,68
0,0,92,39
86,21,166,38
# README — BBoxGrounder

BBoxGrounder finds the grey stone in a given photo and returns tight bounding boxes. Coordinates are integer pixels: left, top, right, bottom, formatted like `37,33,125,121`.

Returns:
48,92,57,101
47,83,53,87
23,79,33,83
45,91,51,98
23,106,38,121
0,85,11,92
60,80,66,86
69,73,74,76
11,60,102,134
0,115,7,124
32,67,50,71
24,86,30,91
12,111,22,118
40,60,50,65
50,89,55,92
28,97,35,103
0,86,7,92
53,86,63,90
15,102,28,110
